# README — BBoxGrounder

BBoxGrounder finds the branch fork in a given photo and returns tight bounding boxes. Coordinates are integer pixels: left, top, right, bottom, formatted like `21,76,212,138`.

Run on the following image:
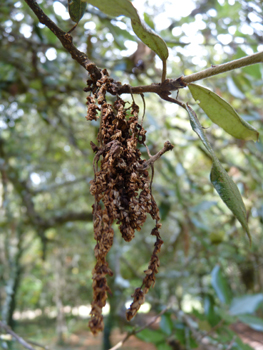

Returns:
137,141,174,171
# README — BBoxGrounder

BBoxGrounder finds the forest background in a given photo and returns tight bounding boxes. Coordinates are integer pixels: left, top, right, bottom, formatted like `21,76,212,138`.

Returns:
0,0,263,349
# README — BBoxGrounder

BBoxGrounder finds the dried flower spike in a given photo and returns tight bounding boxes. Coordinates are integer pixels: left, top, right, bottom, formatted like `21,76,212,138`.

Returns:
85,75,174,334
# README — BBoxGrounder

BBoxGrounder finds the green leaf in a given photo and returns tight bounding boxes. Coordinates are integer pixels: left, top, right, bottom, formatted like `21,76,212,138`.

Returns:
238,315,263,332
160,314,173,335
229,294,263,315
68,0,87,23
210,159,250,241
84,0,169,61
234,337,254,350
188,84,259,142
144,12,155,30
204,294,221,326
159,200,171,221
156,343,171,350
136,328,166,344
235,48,262,79
226,76,245,99
211,265,232,304
243,64,262,79
216,308,237,324
101,19,134,50
186,104,251,242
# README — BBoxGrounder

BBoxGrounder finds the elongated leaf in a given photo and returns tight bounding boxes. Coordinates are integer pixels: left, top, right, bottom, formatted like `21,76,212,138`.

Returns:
160,314,173,335
204,294,221,326
211,265,232,304
136,328,166,344
68,0,87,23
210,158,250,240
186,104,251,242
238,315,263,332
84,0,169,61
229,294,263,315
188,84,259,141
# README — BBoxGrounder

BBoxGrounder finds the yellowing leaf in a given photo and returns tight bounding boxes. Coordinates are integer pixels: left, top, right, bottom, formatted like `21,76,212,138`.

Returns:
186,104,251,242
188,84,259,142
68,0,87,23
85,0,168,62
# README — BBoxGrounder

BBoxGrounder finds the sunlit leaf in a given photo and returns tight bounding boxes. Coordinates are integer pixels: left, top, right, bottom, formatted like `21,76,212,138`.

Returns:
188,83,259,142
68,0,87,23
211,265,232,304
186,104,251,242
235,48,262,79
230,294,263,315
84,0,169,61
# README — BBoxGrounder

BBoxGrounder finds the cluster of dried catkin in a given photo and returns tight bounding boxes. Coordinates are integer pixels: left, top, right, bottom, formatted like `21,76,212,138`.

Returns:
85,69,168,335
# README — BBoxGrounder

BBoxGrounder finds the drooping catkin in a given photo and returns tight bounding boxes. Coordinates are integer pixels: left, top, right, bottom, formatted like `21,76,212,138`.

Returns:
85,70,168,334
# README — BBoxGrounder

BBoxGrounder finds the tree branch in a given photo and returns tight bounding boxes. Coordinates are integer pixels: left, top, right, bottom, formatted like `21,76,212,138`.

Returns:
116,51,263,96
23,0,101,80
49,211,93,227
32,176,91,194
182,51,263,84
0,139,92,230
24,0,263,102
109,304,172,350
112,77,186,96
137,141,174,170
0,321,37,350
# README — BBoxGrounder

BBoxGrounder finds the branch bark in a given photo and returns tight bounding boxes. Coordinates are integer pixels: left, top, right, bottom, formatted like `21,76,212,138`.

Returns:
24,0,263,99
137,141,174,170
23,0,101,80
182,51,263,84
0,321,37,350
117,51,263,95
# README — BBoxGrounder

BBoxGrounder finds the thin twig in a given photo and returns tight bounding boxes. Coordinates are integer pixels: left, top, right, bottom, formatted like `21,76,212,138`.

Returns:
109,304,172,350
158,93,186,109
23,0,101,80
0,321,37,350
27,339,50,350
201,319,224,340
140,93,146,127
24,0,263,94
162,59,167,83
32,176,90,194
225,336,236,350
137,141,174,170
182,51,263,84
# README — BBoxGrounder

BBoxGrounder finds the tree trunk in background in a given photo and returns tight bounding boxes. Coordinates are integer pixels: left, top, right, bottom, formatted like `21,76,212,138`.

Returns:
54,250,67,344
1,228,23,328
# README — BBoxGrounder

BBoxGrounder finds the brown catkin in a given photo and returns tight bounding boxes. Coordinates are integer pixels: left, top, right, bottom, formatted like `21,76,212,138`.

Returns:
86,71,165,334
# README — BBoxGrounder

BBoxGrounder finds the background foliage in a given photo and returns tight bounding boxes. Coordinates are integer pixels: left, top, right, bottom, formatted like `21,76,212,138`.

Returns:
0,0,263,349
